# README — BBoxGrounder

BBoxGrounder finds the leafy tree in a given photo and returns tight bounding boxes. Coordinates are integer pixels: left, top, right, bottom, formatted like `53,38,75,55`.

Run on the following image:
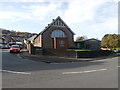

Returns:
76,36,87,41
101,34,109,47
101,34,120,49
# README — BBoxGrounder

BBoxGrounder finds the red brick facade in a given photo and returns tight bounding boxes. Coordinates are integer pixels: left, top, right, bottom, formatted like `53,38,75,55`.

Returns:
33,16,75,49
53,38,68,49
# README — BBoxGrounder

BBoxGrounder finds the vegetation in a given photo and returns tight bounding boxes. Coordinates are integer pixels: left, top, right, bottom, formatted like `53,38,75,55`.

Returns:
0,28,37,39
67,49,91,51
76,36,87,41
101,34,120,49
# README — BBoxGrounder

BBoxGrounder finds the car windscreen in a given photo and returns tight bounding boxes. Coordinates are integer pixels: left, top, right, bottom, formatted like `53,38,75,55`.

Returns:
11,46,19,48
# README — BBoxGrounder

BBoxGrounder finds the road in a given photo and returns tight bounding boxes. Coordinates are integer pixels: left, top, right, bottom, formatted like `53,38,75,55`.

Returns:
1,49,119,88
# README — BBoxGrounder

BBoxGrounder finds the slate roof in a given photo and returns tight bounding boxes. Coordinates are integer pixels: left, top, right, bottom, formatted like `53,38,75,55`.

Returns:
27,35,37,41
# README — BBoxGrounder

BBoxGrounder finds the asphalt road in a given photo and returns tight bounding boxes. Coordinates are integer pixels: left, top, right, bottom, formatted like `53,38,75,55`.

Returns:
1,49,119,88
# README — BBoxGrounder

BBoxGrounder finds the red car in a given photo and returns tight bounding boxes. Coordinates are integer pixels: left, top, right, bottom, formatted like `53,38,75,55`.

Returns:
9,45,20,53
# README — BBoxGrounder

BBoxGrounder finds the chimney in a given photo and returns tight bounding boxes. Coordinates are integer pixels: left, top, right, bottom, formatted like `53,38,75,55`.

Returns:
52,19,55,21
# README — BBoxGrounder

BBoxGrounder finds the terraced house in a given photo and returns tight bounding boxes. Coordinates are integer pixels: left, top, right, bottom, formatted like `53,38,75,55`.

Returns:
33,16,75,49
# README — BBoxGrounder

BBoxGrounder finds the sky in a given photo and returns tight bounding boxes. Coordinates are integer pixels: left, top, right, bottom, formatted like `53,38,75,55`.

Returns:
0,0,118,40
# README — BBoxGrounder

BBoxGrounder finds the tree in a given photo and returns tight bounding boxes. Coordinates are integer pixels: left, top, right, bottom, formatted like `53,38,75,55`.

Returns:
101,34,120,49
76,36,87,41
118,35,120,48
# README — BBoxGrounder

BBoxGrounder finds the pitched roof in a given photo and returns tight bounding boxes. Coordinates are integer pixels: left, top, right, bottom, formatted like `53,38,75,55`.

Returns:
75,38,101,43
34,16,75,40
27,35,37,41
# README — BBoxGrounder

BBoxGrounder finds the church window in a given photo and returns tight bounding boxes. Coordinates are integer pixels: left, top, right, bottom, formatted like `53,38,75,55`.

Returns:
51,30,66,38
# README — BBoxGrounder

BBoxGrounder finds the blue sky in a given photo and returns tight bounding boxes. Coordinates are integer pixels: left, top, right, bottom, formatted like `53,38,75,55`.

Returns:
0,0,118,40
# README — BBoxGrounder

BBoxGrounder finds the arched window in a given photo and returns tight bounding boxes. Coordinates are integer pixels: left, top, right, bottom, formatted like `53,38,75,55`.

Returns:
51,30,66,38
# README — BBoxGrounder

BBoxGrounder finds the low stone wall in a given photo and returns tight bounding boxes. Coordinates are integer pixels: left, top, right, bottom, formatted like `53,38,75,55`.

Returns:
43,48,76,58
34,47,43,55
77,50,113,58
33,48,113,58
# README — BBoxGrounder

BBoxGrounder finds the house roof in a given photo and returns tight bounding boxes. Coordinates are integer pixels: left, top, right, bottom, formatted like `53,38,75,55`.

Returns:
75,38,101,43
2,36,12,42
28,35,37,41
34,16,75,40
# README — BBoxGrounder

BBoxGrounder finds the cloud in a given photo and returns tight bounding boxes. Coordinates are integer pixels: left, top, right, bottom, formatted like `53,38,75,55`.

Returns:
0,0,118,39
0,0,44,2
92,17,118,33
0,0,119,2
22,2,63,21
73,17,118,40
0,2,65,22
62,0,118,39
63,0,118,24
0,11,32,22
0,0,118,22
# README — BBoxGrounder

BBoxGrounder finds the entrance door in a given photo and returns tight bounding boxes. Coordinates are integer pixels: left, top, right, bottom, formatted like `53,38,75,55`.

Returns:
53,38,68,49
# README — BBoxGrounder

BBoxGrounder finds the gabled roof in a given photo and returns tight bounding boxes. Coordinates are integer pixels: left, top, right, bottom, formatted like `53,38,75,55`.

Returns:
34,16,75,40
28,35,37,41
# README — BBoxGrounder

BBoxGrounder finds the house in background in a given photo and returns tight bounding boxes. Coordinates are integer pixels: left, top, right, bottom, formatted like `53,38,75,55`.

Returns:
24,35,37,51
75,39,101,50
0,37,9,49
0,37,5,48
27,35,37,44
24,35,37,45
33,16,75,49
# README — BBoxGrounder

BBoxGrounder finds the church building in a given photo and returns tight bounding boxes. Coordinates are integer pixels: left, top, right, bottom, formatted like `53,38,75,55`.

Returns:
33,16,75,49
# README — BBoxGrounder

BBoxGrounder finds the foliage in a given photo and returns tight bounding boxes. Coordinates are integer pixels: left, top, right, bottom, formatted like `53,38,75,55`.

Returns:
68,45,75,49
67,49,91,51
0,28,37,39
76,35,87,41
101,34,120,49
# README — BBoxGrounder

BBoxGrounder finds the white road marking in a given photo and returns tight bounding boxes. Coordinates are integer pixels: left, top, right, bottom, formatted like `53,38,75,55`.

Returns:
0,70,31,75
90,59,108,62
62,69,107,75
117,66,120,67
90,59,115,62
90,57,118,62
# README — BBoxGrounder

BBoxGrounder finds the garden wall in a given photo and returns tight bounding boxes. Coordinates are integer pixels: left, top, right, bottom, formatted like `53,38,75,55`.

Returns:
33,48,113,58
77,50,113,58
43,48,76,58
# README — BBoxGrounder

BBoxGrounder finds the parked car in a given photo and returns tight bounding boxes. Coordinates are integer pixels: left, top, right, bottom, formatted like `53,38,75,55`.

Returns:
116,49,120,53
9,45,20,53
0,44,9,49
16,42,23,49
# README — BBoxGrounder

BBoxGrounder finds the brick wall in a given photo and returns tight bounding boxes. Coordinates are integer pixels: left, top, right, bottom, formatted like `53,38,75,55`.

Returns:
42,26,74,48
43,48,76,58
42,49,113,58
77,50,113,58
34,35,42,47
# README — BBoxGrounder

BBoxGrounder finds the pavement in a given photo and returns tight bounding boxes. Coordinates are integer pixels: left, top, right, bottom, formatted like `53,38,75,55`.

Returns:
19,49,119,63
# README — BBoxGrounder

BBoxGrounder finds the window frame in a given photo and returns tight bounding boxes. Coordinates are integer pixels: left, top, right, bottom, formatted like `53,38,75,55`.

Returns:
51,30,66,38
